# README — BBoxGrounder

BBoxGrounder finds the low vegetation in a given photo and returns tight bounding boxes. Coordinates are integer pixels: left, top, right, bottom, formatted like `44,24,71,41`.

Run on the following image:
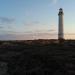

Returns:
0,39,75,75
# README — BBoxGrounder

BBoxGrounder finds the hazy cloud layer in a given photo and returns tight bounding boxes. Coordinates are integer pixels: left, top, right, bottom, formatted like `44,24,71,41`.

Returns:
0,34,16,40
0,17,15,24
0,17,16,32
0,26,4,29
24,21,40,26
0,33,74,40
0,32,57,40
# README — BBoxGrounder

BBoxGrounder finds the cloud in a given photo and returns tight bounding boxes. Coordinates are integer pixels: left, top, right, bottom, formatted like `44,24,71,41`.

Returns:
0,26,4,28
24,21,40,26
0,17,16,31
13,32,57,40
52,0,58,5
0,17,15,24
0,34,16,40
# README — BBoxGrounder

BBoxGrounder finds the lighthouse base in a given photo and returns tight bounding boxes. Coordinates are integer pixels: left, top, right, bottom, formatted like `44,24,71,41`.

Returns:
58,38,64,44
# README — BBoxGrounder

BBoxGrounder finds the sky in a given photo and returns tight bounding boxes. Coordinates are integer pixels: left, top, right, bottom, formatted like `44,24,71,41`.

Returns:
0,0,75,40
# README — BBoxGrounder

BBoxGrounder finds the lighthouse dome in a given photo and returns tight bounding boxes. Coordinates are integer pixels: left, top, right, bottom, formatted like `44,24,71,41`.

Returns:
59,8,63,10
58,8,64,15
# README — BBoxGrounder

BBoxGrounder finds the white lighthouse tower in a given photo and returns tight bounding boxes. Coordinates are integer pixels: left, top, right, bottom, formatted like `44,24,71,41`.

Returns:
58,8,64,42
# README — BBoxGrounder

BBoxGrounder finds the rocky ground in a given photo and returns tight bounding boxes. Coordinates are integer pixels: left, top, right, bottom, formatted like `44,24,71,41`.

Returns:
0,41,75,75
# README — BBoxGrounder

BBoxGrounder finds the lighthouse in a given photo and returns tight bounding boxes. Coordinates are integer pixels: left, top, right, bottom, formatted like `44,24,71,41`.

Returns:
58,8,64,42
